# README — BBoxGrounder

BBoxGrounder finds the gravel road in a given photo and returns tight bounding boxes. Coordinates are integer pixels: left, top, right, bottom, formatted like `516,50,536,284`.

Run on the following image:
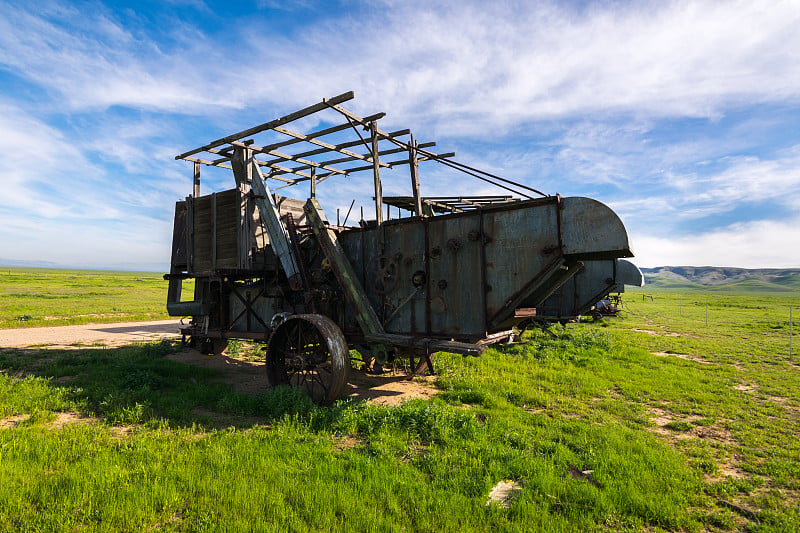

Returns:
0,320,182,349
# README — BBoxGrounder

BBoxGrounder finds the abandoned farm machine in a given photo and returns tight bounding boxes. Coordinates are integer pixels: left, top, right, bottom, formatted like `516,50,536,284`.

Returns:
166,92,635,404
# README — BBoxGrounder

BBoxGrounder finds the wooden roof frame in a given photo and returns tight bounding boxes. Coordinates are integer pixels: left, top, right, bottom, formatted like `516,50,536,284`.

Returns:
175,91,452,186
175,91,547,220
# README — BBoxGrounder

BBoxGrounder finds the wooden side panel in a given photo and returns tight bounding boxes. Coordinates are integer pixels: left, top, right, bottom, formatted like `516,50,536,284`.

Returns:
215,190,240,269
188,189,305,274
170,201,187,269
191,189,240,272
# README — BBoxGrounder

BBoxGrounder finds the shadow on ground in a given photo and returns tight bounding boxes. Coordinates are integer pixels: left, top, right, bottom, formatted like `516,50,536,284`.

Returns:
0,340,440,431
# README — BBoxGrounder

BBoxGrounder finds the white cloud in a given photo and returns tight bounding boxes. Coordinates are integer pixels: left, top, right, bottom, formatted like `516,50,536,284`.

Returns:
1,0,800,269
632,217,800,269
2,1,799,128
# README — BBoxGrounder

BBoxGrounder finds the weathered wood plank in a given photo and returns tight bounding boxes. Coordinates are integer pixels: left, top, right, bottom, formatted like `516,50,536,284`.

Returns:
175,91,354,160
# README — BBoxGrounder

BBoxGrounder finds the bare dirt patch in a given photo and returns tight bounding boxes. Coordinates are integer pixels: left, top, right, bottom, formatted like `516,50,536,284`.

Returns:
167,348,441,405
346,371,439,405
1,412,101,430
167,349,269,395
0,414,31,429
0,320,182,350
652,351,713,365
645,406,744,481
733,383,800,416
332,436,360,451
647,406,736,444
47,412,96,429
190,407,269,429
632,328,685,337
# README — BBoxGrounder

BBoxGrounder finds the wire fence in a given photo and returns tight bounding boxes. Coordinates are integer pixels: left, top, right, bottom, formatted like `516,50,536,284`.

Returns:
629,293,797,361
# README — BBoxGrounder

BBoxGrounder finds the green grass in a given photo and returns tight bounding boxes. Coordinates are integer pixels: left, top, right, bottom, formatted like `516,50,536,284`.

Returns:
0,267,173,328
1,273,799,531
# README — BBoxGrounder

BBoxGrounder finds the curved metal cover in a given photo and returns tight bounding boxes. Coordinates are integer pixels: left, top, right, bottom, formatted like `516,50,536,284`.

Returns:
616,259,645,287
560,197,633,259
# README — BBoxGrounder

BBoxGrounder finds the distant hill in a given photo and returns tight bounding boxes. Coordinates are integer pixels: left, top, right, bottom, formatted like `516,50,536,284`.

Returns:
641,266,800,292
0,258,165,273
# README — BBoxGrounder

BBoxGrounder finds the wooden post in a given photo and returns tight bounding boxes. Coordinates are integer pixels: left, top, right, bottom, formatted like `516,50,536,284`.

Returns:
193,162,201,197
310,167,316,199
232,148,253,270
409,136,423,216
211,192,217,270
232,146,302,286
370,120,383,225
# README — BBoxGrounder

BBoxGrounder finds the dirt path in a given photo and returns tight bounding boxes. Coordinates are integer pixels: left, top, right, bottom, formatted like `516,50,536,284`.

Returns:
0,320,182,349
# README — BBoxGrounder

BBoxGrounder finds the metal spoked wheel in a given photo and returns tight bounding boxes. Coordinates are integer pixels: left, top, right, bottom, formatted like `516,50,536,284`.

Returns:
265,314,349,405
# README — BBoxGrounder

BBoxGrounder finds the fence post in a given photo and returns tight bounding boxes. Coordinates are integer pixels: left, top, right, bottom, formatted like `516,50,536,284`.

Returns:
706,297,708,326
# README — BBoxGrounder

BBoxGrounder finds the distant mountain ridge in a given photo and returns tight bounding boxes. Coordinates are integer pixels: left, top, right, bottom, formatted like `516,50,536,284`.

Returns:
641,266,800,291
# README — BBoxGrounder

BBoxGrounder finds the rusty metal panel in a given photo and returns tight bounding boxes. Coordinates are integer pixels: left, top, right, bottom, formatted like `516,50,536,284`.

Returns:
537,259,644,318
376,219,427,335
338,223,378,333
560,197,633,259
483,200,561,321
426,213,485,336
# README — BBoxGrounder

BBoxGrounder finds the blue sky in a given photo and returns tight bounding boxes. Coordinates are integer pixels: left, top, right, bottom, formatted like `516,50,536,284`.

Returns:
1,0,799,271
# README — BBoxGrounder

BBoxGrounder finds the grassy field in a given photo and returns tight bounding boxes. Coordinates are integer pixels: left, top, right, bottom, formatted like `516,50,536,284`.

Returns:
0,267,172,328
0,270,799,531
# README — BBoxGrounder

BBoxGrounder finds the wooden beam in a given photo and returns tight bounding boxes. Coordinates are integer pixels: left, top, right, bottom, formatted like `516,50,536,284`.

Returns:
271,124,392,169
181,155,233,170
175,91,355,160
201,146,304,183
262,129,411,166
230,140,350,178
370,120,383,225
409,137,423,216
305,198,385,338
232,147,302,287
418,152,455,162
269,142,436,177
193,162,200,197
423,199,464,213
260,112,385,153
327,102,415,151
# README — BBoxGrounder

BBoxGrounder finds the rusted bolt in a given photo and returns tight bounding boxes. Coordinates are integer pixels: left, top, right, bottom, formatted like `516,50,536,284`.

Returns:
446,238,461,252
411,270,426,287
430,246,442,259
438,279,448,290
542,245,560,254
